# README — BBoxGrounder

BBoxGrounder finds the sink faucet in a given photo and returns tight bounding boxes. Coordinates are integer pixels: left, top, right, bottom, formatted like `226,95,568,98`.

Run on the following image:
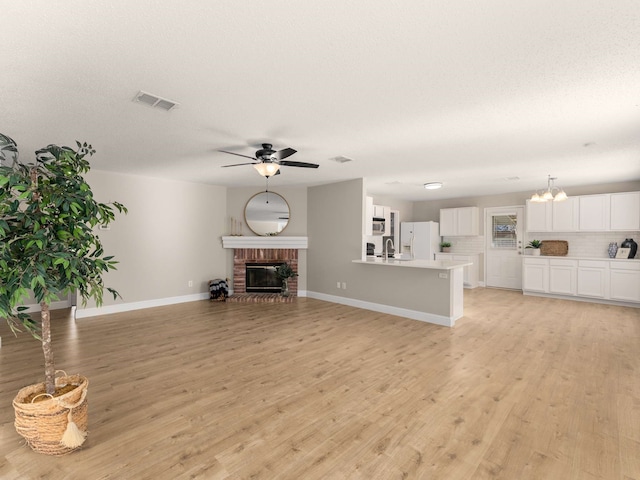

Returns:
384,238,395,260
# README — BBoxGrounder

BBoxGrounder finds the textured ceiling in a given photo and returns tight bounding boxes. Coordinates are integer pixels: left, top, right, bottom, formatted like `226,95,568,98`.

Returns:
1,1,639,200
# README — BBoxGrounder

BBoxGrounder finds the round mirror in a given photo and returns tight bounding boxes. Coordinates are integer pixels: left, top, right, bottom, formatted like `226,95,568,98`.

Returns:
244,191,290,236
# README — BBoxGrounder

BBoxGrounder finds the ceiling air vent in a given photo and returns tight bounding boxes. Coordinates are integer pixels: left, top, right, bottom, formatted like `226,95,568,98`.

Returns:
331,156,353,164
133,91,179,111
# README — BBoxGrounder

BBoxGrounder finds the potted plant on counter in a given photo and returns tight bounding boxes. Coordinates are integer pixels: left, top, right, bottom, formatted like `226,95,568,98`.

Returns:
0,133,127,455
275,262,298,297
526,240,543,255
439,241,451,253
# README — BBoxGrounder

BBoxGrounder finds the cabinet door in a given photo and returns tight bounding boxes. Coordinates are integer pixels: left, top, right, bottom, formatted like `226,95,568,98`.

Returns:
552,197,578,231
549,264,577,295
523,260,548,292
365,196,374,236
577,267,607,298
526,200,551,232
579,195,610,231
440,209,456,236
456,207,479,236
610,192,640,231
610,269,640,302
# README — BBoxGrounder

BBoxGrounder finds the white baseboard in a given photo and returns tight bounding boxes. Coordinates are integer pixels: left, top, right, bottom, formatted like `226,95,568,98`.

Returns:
75,292,210,319
21,299,72,313
305,291,454,327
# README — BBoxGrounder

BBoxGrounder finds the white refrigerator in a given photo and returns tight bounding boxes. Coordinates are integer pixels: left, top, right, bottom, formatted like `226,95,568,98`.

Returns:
400,221,440,260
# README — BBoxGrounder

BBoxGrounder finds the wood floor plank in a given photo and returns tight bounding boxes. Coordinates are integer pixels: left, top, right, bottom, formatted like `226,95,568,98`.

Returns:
1,289,639,479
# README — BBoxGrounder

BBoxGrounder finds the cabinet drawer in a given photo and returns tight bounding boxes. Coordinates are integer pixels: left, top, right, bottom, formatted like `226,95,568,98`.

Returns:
549,259,577,267
610,261,640,271
524,258,548,266
579,260,608,268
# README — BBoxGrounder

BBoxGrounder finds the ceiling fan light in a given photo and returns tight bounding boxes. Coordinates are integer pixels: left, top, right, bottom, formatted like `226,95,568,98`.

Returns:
530,192,542,202
254,163,280,177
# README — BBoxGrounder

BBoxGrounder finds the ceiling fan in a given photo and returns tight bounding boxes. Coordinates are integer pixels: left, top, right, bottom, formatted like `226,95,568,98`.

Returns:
219,143,319,177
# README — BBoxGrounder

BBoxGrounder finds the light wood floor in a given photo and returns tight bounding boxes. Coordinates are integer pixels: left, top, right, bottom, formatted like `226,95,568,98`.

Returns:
1,289,639,479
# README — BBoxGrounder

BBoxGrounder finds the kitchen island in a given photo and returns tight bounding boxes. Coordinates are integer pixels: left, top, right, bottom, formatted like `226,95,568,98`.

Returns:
351,257,471,327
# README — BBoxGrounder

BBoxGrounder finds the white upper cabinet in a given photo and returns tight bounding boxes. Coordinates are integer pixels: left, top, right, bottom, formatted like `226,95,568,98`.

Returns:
579,194,610,231
526,191,640,233
365,196,374,236
440,207,479,236
526,200,551,232
610,192,640,231
552,197,579,231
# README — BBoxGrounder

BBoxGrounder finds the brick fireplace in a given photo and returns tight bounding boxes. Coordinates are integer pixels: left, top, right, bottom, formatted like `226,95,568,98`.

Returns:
232,248,298,296
222,236,308,301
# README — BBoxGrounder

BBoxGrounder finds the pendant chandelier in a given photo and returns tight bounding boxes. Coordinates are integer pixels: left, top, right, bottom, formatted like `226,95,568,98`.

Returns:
530,175,568,202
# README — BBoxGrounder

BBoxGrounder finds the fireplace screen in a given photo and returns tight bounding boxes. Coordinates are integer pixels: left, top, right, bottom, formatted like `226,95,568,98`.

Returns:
245,263,284,293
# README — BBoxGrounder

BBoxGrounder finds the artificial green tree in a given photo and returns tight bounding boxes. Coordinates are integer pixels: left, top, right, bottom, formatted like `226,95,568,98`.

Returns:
0,133,126,395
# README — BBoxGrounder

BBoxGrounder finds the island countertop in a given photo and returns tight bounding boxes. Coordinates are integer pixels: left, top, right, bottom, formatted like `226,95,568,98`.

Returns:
352,258,471,270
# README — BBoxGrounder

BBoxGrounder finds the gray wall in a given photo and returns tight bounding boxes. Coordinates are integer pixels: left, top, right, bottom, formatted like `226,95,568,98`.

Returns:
79,170,228,309
307,179,451,316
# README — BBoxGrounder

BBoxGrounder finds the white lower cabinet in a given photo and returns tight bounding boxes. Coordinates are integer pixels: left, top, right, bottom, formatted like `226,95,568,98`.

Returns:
435,253,479,288
522,258,548,293
577,260,609,299
610,261,640,302
523,257,638,305
549,259,578,295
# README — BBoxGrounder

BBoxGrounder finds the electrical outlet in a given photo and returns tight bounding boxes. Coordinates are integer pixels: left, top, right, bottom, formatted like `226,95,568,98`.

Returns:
438,273,448,279
337,281,341,289
341,282,347,289
188,280,193,287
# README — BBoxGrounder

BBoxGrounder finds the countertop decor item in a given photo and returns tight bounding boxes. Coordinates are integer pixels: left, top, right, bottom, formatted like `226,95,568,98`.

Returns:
620,238,637,258
608,242,619,258
540,240,569,256
526,240,542,255
439,241,451,253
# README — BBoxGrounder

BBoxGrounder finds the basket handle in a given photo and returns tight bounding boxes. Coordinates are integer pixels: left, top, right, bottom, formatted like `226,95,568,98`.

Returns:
30,393,54,404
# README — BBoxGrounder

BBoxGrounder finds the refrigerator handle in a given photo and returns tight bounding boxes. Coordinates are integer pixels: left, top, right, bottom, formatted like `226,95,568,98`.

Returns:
410,234,414,259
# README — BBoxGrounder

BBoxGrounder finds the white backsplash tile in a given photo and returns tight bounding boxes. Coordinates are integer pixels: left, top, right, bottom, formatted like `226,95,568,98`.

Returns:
526,231,639,258
443,232,639,259
442,236,485,255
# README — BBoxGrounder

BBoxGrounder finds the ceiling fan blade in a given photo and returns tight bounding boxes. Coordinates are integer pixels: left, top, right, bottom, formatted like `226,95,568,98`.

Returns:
221,162,257,167
279,160,319,168
219,150,256,160
273,148,297,160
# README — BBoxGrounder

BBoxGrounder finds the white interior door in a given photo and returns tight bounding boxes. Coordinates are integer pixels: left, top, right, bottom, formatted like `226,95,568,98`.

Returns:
485,206,524,289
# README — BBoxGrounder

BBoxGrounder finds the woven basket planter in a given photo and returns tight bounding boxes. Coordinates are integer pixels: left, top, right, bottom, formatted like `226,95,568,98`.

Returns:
13,373,89,456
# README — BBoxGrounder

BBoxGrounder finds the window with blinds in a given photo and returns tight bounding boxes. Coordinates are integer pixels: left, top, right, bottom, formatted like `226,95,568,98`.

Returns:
491,214,518,249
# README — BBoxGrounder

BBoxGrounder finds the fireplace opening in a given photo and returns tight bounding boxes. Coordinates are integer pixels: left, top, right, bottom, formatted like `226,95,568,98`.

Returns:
245,262,284,293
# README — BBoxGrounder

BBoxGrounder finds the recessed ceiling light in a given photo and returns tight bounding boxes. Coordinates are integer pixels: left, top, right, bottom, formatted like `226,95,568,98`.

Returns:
423,182,443,190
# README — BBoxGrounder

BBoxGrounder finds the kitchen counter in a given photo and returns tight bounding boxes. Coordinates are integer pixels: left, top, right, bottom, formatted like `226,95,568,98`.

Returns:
524,254,638,261
350,256,471,327
354,257,471,270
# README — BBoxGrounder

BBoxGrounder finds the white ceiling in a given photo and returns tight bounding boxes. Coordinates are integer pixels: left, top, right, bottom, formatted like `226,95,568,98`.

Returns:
2,1,639,201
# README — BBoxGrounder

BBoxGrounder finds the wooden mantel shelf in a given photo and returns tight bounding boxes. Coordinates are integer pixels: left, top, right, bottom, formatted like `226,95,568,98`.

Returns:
221,236,308,249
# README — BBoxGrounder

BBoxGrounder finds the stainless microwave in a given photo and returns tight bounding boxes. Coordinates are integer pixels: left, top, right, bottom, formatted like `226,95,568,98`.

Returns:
372,217,385,235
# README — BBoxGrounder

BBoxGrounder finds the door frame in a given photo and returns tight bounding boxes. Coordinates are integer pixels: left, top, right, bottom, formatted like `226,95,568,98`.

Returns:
484,205,525,289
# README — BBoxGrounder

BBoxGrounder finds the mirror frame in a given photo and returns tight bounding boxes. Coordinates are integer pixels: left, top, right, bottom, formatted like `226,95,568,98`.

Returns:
244,191,291,236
